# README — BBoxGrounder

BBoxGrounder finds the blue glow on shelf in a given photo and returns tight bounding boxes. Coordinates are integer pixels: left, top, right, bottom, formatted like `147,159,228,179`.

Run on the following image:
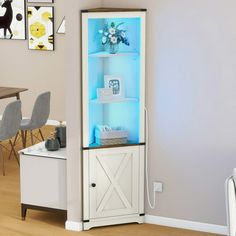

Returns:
87,17,141,145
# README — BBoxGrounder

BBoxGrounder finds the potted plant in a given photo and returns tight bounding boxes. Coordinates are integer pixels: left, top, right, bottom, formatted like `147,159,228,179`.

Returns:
99,22,130,54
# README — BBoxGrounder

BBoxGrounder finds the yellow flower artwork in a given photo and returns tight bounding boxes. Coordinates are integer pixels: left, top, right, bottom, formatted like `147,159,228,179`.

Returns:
42,12,52,22
35,42,47,50
28,6,54,51
30,22,46,38
28,9,32,18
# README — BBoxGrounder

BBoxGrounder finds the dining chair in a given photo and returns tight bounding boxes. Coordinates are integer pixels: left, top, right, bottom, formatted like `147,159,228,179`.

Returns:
19,91,51,148
0,100,21,175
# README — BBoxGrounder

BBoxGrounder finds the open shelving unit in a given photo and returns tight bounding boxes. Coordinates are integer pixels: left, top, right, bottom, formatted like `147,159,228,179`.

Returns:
82,14,144,147
81,8,146,230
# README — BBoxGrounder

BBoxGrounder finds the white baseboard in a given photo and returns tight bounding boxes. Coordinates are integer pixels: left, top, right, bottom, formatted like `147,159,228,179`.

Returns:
65,221,83,232
145,215,227,235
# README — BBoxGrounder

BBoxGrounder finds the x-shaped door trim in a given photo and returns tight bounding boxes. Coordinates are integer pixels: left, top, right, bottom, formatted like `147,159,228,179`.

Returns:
96,154,132,212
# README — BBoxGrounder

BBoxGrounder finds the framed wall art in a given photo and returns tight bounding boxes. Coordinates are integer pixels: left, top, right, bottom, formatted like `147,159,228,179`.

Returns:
27,0,53,3
28,6,54,51
0,0,26,40
57,16,65,34
104,75,124,99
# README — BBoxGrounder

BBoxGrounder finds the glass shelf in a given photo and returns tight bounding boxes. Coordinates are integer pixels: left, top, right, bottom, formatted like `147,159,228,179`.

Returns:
88,51,139,58
83,141,145,150
90,97,139,104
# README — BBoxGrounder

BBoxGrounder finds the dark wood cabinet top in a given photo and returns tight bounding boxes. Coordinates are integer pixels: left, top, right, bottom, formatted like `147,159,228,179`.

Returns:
81,8,147,13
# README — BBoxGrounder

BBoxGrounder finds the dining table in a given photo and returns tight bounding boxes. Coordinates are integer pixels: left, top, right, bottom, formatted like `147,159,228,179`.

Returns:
0,87,28,100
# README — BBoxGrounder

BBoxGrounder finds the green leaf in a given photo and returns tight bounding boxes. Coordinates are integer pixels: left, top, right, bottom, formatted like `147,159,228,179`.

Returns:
116,22,124,29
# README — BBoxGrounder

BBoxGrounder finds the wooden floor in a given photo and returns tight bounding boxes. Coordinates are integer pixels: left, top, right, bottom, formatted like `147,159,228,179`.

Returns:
0,126,221,236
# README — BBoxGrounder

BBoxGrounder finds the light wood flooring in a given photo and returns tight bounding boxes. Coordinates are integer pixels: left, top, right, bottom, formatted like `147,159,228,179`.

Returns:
0,126,221,236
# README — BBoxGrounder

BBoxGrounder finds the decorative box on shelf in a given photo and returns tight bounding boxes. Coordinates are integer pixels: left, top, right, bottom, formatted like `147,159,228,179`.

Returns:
95,126,128,145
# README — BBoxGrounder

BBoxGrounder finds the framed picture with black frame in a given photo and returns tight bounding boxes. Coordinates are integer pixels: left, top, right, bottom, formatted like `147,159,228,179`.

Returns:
57,17,65,34
0,0,26,40
28,6,54,51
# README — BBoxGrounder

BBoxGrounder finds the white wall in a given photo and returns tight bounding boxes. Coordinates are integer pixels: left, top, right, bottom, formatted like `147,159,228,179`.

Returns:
0,1,65,121
101,0,236,226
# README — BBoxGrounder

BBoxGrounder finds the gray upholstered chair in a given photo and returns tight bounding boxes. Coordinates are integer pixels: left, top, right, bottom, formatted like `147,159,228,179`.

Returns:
19,91,51,148
0,100,21,175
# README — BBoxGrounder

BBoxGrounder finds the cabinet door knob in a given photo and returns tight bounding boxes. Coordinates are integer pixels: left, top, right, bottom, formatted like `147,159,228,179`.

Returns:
91,183,96,187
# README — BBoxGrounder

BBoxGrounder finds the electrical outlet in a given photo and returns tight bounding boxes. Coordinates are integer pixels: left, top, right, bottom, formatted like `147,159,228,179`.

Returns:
153,181,163,193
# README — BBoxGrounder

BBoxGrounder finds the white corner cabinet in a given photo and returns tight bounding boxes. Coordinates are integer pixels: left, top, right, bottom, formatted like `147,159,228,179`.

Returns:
19,142,67,220
81,8,146,230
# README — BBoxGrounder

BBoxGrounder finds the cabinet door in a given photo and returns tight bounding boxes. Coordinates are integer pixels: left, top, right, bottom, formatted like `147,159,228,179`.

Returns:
89,146,139,219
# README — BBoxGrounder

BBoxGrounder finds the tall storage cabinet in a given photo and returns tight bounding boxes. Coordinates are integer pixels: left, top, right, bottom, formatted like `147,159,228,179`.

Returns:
81,8,146,230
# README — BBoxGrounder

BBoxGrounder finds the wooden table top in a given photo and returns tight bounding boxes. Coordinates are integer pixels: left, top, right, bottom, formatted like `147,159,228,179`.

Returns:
0,87,28,99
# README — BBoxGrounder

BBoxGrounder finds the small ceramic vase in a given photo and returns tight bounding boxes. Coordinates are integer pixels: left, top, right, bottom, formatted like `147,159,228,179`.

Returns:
56,121,66,148
45,131,60,151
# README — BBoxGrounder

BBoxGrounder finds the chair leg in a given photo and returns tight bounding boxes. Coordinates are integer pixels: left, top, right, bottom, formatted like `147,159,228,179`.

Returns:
0,144,5,176
30,130,34,145
8,132,19,160
39,129,44,141
9,140,19,166
24,130,28,148
22,130,28,148
31,131,43,143
21,130,25,148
